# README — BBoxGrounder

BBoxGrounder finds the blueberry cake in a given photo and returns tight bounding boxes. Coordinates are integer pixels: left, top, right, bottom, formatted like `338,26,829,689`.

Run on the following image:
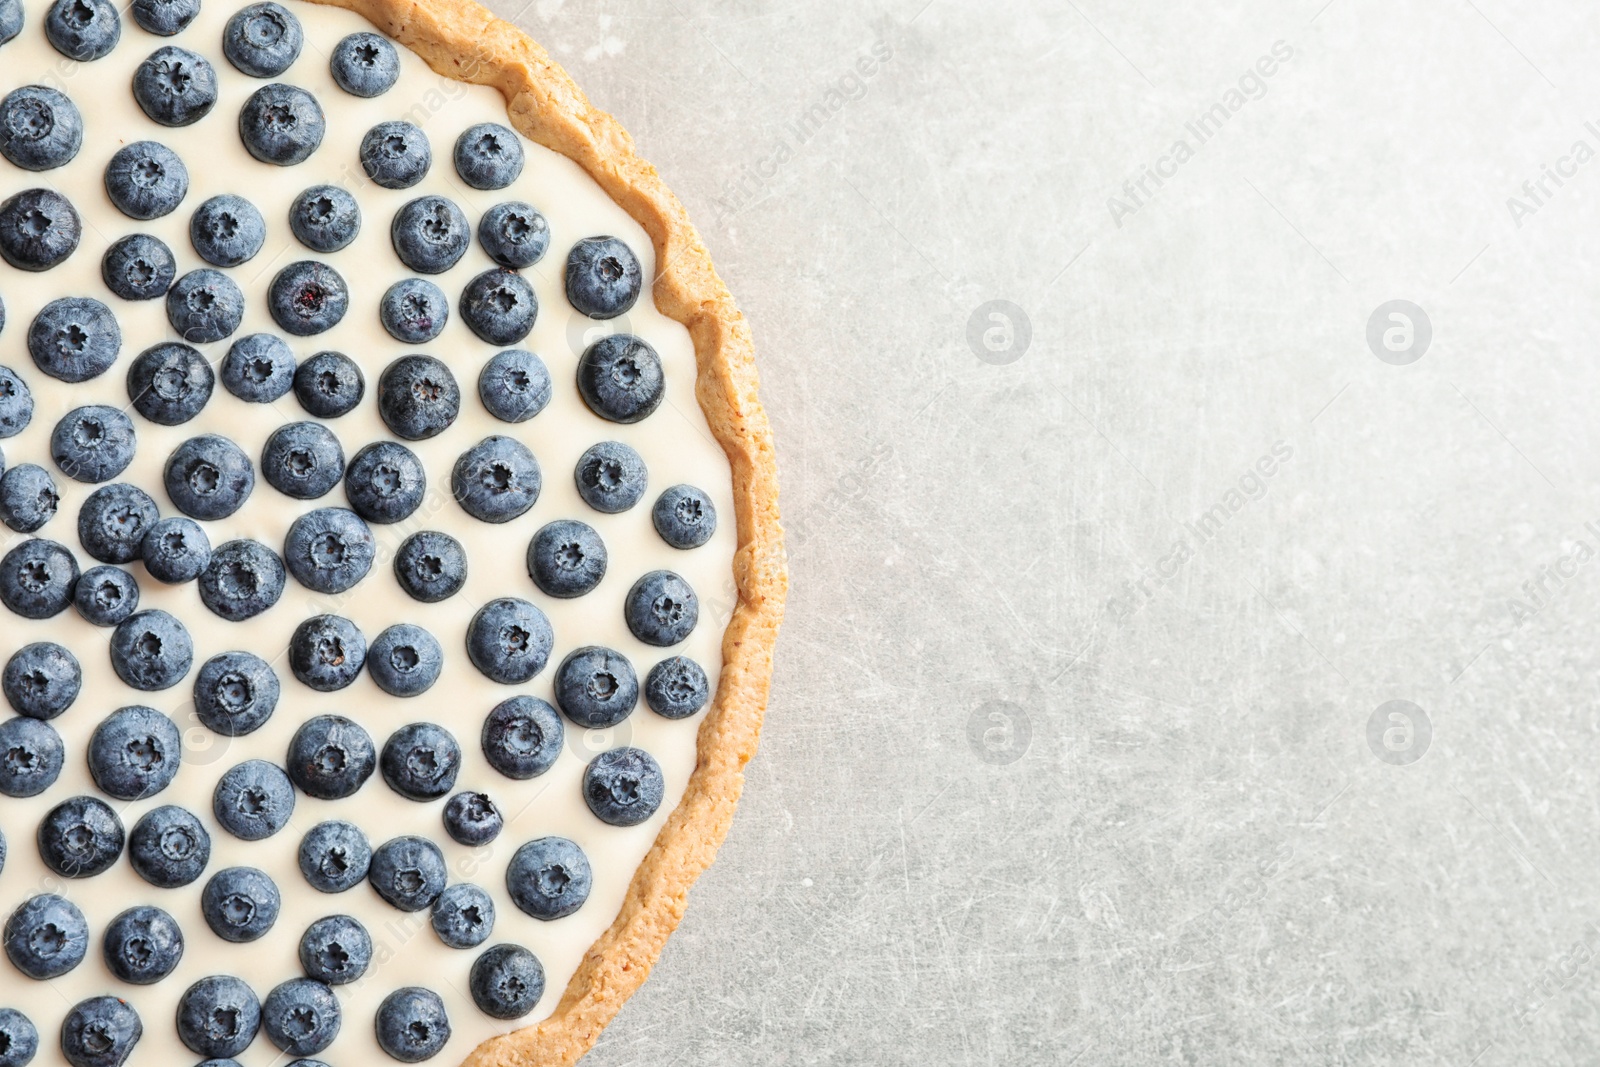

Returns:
0,0,783,1063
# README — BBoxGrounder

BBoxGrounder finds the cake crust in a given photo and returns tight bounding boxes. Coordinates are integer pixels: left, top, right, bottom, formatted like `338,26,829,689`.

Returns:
302,0,786,1064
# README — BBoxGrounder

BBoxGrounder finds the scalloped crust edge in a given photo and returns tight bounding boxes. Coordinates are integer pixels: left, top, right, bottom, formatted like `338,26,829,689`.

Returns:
301,1,787,1063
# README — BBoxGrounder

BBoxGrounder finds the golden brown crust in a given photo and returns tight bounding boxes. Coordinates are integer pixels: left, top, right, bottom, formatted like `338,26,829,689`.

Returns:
302,0,786,1063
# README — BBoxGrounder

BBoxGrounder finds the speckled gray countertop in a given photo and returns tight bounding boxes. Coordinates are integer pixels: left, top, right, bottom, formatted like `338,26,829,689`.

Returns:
483,0,1600,1063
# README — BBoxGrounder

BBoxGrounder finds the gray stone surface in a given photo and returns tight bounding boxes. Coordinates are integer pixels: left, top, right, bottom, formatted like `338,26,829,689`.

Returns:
483,0,1600,1062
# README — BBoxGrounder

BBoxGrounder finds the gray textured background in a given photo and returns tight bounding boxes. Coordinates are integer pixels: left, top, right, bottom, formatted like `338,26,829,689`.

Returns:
483,0,1600,1063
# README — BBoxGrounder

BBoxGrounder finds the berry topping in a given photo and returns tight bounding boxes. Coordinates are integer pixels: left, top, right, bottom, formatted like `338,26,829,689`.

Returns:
393,530,467,602
133,46,217,126
432,883,496,950
506,837,591,920
565,235,642,320
211,761,294,841
583,747,665,827
481,696,563,780
330,31,399,97
104,141,188,220
223,2,302,77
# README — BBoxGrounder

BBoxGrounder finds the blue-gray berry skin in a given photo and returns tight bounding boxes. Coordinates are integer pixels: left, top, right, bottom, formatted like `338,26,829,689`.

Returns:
105,141,187,220
565,235,641,320
460,268,537,346
0,86,82,170
284,508,374,593
527,519,605,599
481,696,562,780
299,914,372,984
74,565,138,626
432,882,495,948
3,642,79,718
37,796,123,878
167,269,245,344
466,598,553,684
240,83,324,165
653,484,716,549
263,422,344,500
345,440,425,524
286,714,374,800
128,804,209,888
289,184,361,252
190,194,265,267
197,539,286,621
133,46,216,126
583,747,665,827
394,530,465,603
164,434,255,520
221,334,296,402
0,188,80,271
127,342,212,425
0,465,57,533
109,609,193,691
380,355,459,440
391,196,470,274
0,365,32,437
289,614,366,692
298,821,370,893
262,979,340,1057
54,406,136,483
293,350,364,417
80,487,156,563
213,761,294,842
330,32,398,96
31,299,120,383
454,123,523,190
478,201,549,269
368,623,443,698
441,792,502,847
0,0,22,43
270,260,348,335
0,1008,37,1067
176,975,259,1058
102,234,176,301
44,0,119,61
0,539,78,618
452,435,539,524
469,944,544,1019
555,646,637,729
578,334,664,424
380,277,448,344
88,705,181,800
131,0,199,35
625,569,699,647
61,996,141,1067
102,905,183,984
506,837,591,920
0,717,63,797
140,516,209,584
360,120,430,189
369,835,447,911
193,651,278,736
223,2,301,77
645,656,709,719
375,988,449,1063
380,723,460,802
479,349,550,423
574,440,646,514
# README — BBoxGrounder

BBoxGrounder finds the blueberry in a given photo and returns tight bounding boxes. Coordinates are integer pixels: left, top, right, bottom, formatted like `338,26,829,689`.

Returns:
645,656,710,719
240,83,325,165
54,407,137,483
3,642,80,718
197,539,286,620
193,651,278,735
578,334,664,424
105,141,188,220
0,539,78,618
380,723,460,801
109,609,193,690
102,234,177,302
368,623,443,698
289,614,366,692
270,260,348,335
221,333,296,402
0,465,56,533
376,988,449,1063
286,714,375,799
466,598,553,684
0,1009,37,1067
37,795,124,878
176,975,259,1058
527,519,605,598
133,46,217,126
131,0,199,35
481,696,562,780
0,0,18,42
393,530,466,603
139,516,209,584
284,507,374,593
5,894,87,978
223,2,302,76
452,435,539,524
189,194,265,267
212,761,294,841
584,747,665,826
506,837,591,920
127,341,212,425
345,441,426,524
566,236,641,319
44,0,119,61
652,487,716,552
555,646,637,728
78,477,155,554
360,120,430,189
164,434,255,519
380,355,460,440
460,268,538,346
298,821,370,893
441,792,502,846
431,883,495,949
61,997,141,1067
391,195,470,274
454,122,523,190
478,349,550,424
102,905,183,985
299,914,372,984
88,705,181,799
0,365,33,437
31,299,121,383
73,565,139,626
469,944,545,1019
167,269,245,343
0,188,80,272
0,716,64,797
575,440,646,513
262,979,340,1057
0,86,82,170
478,201,549,269
380,278,449,344
263,422,344,499
128,804,210,887
293,350,364,417
330,30,398,95
369,835,447,911
625,569,699,646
